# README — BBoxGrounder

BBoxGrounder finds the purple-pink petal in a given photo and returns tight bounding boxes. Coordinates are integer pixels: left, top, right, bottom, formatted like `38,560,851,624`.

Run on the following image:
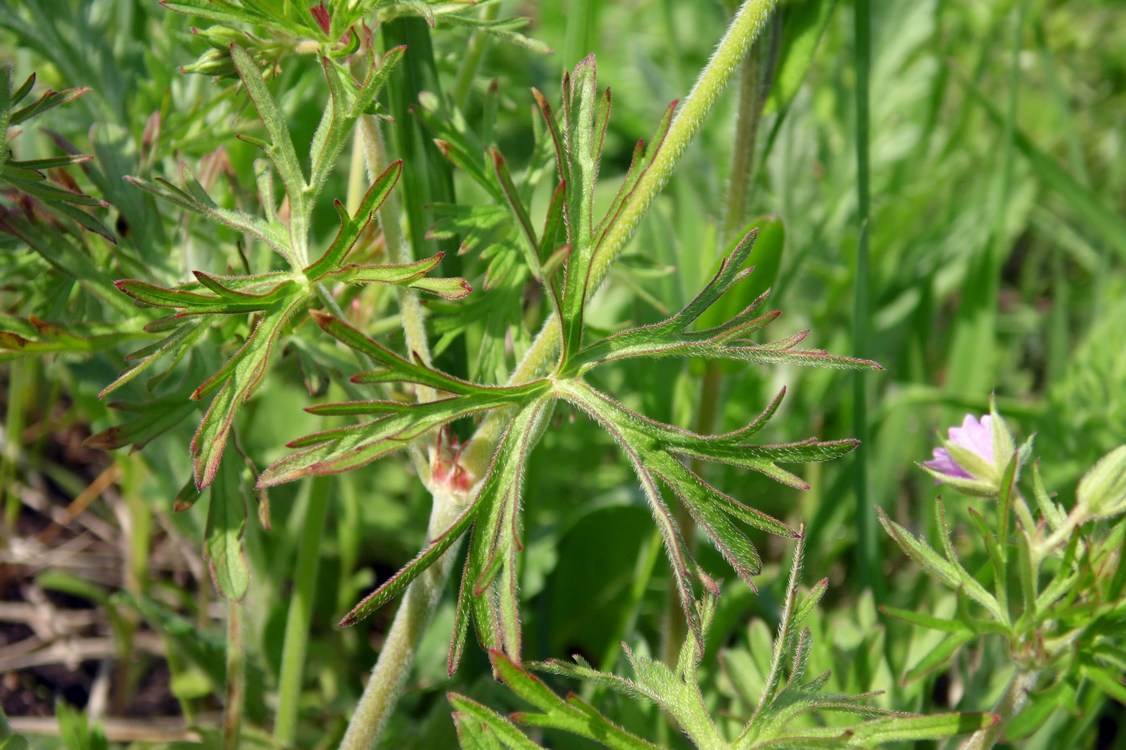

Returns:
946,414,994,463
923,447,972,480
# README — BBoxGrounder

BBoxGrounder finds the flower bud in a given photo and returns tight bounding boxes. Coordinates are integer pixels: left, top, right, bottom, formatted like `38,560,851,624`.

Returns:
1076,445,1126,521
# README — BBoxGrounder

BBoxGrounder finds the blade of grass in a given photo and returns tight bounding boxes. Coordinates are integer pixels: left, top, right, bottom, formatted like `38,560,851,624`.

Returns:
274,476,332,746
851,0,878,601
945,6,1026,400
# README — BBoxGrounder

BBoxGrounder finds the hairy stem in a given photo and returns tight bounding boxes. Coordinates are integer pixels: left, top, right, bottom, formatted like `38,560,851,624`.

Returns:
274,476,332,746
336,110,456,750
337,486,468,750
959,669,1039,750
338,3,780,745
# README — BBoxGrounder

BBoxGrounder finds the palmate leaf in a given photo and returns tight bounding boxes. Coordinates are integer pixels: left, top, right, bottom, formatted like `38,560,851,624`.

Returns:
570,228,881,376
261,57,870,670
95,48,467,490
460,536,996,750
1,68,113,240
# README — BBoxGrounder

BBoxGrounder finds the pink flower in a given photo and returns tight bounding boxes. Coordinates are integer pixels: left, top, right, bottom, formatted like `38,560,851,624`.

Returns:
920,408,1015,498
924,415,994,481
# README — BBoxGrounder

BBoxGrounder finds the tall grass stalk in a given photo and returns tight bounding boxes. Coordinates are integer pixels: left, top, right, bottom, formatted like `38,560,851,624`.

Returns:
851,0,877,598
223,599,245,750
274,476,332,746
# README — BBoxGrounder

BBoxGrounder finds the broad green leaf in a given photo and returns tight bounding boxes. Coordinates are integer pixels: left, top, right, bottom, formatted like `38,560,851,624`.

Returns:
765,0,839,117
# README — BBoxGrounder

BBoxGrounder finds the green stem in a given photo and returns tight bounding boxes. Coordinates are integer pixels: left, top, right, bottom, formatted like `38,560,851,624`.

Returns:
463,0,780,474
274,475,332,746
958,668,1039,750
337,84,463,750
337,486,469,750
222,598,245,750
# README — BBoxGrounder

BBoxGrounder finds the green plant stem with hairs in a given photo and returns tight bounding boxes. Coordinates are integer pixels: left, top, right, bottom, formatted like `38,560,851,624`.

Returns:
960,669,1040,750
337,1,781,746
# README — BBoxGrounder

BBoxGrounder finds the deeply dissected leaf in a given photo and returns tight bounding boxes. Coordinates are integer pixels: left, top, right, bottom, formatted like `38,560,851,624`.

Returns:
449,693,542,750
303,160,403,279
191,296,304,487
877,507,1008,626
125,172,291,261
308,47,404,194
0,315,135,361
571,227,880,375
490,651,658,750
